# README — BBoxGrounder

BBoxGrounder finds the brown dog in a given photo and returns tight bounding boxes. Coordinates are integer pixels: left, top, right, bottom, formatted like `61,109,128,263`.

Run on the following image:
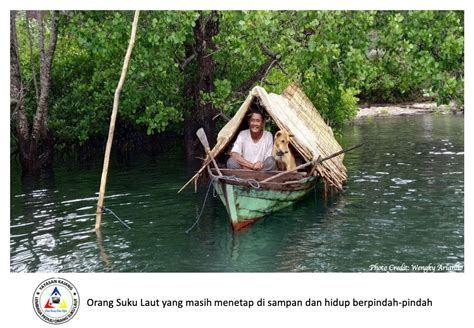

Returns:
273,130,296,171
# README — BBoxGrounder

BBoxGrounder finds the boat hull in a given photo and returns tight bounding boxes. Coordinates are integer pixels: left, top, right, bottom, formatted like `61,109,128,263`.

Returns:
212,173,317,230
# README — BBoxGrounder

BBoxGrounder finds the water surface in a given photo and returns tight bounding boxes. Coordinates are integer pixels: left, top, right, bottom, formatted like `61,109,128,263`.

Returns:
10,114,464,272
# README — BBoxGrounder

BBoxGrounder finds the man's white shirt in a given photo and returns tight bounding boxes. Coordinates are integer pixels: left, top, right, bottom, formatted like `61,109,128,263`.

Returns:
231,129,273,164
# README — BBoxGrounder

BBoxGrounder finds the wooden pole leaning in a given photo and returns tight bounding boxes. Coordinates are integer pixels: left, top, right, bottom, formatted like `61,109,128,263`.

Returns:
261,159,317,183
95,11,140,231
196,128,223,177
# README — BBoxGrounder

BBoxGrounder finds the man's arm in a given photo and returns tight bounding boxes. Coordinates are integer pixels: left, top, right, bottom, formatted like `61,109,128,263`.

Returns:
230,152,261,170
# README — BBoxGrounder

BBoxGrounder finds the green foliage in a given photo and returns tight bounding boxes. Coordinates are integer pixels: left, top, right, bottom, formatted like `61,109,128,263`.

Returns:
13,10,464,153
362,11,464,106
286,11,371,126
136,101,181,135
200,79,233,114
47,11,196,147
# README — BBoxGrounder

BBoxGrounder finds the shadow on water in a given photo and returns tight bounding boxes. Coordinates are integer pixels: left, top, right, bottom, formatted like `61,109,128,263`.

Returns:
10,115,464,272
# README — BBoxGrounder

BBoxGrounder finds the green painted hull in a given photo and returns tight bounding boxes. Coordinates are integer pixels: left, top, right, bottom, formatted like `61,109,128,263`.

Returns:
212,174,317,230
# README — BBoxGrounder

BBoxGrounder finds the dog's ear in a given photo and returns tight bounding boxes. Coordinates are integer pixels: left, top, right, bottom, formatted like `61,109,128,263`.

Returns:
275,131,282,138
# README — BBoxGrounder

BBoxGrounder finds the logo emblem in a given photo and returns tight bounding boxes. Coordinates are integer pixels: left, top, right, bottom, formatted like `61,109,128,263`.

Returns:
33,278,80,324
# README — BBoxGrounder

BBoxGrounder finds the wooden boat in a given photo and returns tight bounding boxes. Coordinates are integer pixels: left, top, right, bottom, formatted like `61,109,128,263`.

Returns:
208,167,319,230
179,84,348,231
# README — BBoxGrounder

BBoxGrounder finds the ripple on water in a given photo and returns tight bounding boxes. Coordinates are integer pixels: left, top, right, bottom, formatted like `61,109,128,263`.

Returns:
391,177,415,185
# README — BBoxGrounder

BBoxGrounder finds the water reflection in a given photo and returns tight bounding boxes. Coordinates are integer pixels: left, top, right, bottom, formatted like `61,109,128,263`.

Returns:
95,229,111,269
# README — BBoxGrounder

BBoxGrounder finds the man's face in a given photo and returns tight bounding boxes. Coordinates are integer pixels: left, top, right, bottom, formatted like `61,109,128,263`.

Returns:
249,113,264,134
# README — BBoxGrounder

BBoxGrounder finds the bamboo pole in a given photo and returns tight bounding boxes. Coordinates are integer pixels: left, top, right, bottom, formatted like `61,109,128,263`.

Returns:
95,11,140,231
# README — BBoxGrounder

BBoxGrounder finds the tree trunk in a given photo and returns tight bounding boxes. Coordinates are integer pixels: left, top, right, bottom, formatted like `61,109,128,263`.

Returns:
231,44,282,101
234,58,277,97
10,11,58,174
183,11,219,160
10,11,31,171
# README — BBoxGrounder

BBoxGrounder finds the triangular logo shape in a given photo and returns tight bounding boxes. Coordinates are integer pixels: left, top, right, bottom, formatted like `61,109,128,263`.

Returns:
44,299,54,309
58,299,68,309
51,287,61,296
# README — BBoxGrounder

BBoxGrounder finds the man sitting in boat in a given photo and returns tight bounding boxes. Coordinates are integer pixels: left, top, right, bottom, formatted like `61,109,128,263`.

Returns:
226,108,276,171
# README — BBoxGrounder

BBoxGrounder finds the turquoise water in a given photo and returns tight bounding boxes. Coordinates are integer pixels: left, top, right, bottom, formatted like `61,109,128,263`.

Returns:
10,114,464,272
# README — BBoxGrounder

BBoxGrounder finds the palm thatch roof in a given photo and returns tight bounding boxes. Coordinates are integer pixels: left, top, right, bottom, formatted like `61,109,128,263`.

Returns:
179,83,347,192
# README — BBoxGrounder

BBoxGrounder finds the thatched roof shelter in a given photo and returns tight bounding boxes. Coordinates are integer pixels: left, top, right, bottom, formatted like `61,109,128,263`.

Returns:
181,83,347,191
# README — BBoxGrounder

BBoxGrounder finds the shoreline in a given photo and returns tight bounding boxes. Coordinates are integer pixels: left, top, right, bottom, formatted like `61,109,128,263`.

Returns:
354,102,458,119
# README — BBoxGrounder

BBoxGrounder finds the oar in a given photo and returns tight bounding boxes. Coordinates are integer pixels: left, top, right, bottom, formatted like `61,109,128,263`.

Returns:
261,143,363,183
318,143,363,163
196,128,223,177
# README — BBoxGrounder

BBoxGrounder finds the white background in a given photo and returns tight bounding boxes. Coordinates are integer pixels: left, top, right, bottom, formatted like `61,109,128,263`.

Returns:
2,1,471,327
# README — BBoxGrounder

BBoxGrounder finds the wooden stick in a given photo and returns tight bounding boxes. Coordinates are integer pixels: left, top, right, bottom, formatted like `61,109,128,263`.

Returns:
178,168,206,194
261,159,317,183
95,11,140,231
177,131,221,194
196,128,223,176
319,143,363,163
207,151,222,176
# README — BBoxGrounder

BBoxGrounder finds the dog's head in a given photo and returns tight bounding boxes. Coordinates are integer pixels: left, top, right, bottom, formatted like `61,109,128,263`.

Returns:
273,130,293,158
